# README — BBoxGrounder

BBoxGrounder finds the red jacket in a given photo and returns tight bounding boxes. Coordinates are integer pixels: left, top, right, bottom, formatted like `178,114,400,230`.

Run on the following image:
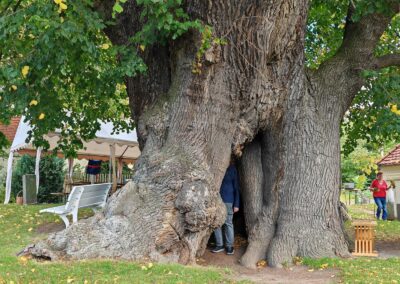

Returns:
370,179,388,198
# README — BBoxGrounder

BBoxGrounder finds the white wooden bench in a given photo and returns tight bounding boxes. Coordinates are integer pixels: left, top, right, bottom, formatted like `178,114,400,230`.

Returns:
40,183,112,228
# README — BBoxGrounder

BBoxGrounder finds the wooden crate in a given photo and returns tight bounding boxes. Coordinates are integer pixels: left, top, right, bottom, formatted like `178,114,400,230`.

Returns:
352,220,378,257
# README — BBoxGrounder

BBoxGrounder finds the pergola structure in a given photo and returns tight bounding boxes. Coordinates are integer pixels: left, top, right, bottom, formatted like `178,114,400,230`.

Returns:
4,117,140,204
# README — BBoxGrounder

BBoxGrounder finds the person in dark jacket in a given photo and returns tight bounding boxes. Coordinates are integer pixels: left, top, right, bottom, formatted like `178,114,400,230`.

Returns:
212,162,240,255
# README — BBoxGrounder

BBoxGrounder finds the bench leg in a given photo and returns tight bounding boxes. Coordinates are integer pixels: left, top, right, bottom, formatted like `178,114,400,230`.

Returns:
59,214,70,228
72,209,78,223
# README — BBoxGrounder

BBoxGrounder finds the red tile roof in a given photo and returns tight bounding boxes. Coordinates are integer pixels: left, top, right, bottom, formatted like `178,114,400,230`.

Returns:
378,144,400,166
0,117,21,142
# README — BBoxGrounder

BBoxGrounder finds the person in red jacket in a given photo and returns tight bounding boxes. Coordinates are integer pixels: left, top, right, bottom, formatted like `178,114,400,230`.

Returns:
370,172,389,220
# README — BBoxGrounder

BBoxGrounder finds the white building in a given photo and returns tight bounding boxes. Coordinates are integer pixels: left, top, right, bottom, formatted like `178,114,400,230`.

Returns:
378,145,400,220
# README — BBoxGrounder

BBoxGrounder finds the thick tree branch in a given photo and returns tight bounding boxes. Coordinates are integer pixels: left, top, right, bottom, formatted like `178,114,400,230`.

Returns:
374,54,400,69
312,1,399,114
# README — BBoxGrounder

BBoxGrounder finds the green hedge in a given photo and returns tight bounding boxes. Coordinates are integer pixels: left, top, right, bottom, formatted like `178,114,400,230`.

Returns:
12,155,65,203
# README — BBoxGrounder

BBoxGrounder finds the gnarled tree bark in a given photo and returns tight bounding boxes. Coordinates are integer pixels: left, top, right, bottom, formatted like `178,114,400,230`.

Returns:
30,0,400,268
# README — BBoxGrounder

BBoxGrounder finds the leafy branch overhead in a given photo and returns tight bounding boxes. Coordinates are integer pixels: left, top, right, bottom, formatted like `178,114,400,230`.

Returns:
0,0,399,156
306,0,400,155
0,0,201,156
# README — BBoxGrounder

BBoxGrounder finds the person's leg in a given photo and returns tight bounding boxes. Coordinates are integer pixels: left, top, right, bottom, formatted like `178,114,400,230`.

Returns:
381,197,388,220
374,197,382,219
223,203,234,254
214,226,224,244
212,227,225,252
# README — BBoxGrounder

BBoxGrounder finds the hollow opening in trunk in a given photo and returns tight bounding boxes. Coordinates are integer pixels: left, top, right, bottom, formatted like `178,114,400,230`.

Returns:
206,198,248,248
205,149,250,254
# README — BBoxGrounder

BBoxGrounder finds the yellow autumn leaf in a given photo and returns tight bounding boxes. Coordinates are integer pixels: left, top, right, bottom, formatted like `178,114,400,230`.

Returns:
148,262,153,268
29,100,38,106
31,268,35,273
256,259,267,267
18,256,28,265
380,33,388,41
39,113,45,120
396,110,400,116
59,2,67,10
28,227,33,232
320,263,329,269
54,0,62,4
67,278,74,283
391,104,398,113
139,45,146,52
21,66,30,78
141,265,148,270
101,43,110,50
11,85,17,91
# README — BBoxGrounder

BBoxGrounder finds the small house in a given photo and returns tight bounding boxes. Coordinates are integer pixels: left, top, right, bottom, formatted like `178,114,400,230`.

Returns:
377,144,400,219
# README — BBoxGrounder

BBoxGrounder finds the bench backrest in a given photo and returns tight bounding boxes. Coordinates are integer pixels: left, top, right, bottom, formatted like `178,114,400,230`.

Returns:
64,186,85,212
78,183,112,209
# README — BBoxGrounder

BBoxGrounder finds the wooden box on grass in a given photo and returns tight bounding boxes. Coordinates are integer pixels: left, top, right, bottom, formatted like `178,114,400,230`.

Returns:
352,220,378,257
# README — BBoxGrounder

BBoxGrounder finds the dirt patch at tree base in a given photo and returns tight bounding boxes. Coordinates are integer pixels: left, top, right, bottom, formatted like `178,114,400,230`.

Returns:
198,246,339,284
35,222,65,234
35,223,340,283
377,240,400,258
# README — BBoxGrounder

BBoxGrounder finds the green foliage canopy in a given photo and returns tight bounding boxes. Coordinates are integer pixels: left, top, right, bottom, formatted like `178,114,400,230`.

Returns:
0,0,399,156
0,0,141,156
0,0,203,156
306,0,400,155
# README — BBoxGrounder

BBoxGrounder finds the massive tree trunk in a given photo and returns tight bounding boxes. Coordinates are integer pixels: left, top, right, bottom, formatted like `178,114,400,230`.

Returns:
30,0,399,268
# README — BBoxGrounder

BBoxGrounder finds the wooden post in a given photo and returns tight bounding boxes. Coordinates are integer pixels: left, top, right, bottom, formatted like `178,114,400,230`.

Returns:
110,144,117,193
63,157,74,194
68,157,74,182
352,220,378,257
117,158,123,184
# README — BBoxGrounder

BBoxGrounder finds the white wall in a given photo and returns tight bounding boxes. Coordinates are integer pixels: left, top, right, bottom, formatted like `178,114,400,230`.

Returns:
381,165,400,218
381,165,400,181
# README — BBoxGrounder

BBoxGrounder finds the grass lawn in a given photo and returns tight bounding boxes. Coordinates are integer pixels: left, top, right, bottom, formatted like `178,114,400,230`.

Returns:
303,257,400,284
2,201,400,283
346,203,400,240
0,204,234,284
302,202,400,283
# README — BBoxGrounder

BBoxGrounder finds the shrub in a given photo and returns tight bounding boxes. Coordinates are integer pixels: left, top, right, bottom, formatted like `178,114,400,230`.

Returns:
0,185,5,203
12,155,65,203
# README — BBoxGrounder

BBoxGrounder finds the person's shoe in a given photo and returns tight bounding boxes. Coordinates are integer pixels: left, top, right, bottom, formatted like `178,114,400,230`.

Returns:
226,247,234,255
211,246,225,253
